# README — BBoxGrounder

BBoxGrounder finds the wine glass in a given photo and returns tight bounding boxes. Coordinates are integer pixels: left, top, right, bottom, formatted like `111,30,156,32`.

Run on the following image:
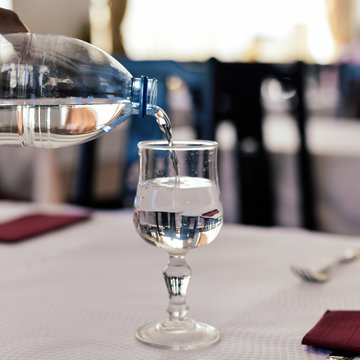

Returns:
133,140,223,350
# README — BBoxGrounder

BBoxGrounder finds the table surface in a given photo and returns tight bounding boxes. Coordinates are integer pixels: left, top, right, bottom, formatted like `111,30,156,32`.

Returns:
1,201,360,360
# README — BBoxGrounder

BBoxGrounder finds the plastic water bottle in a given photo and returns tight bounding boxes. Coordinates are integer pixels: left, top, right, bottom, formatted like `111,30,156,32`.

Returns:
0,33,158,148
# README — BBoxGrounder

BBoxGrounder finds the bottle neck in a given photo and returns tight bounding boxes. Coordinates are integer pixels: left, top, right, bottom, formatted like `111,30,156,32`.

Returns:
131,76,158,117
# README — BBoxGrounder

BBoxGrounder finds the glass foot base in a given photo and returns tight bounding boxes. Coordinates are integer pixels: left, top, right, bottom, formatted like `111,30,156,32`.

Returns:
136,318,220,350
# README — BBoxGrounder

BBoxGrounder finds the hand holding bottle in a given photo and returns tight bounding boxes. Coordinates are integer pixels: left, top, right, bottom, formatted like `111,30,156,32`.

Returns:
0,7,28,33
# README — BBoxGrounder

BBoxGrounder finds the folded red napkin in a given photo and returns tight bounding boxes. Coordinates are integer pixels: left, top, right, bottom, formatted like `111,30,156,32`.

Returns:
0,212,91,243
302,310,360,353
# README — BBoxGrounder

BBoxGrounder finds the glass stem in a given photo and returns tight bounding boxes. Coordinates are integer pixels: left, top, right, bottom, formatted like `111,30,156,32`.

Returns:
163,255,191,321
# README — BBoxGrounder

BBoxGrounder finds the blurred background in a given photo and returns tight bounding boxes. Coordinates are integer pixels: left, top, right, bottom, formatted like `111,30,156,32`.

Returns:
2,0,360,235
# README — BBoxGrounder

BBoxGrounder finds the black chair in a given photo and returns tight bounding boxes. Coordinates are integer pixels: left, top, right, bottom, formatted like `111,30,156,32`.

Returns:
70,59,213,208
210,60,274,226
118,60,214,206
270,62,316,230
210,60,316,229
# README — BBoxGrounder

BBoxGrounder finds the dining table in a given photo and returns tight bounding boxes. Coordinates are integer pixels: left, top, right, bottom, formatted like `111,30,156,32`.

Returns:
1,200,360,359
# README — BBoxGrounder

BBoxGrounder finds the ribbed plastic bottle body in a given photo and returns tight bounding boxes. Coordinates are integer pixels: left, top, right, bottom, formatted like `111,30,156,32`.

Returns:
0,33,157,147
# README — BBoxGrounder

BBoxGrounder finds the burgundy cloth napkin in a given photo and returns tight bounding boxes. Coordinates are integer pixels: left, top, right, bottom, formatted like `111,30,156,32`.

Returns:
0,212,91,243
302,310,360,353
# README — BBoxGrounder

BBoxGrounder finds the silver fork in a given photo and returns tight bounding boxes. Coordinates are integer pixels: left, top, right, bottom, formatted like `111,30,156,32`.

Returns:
326,351,356,359
291,248,360,283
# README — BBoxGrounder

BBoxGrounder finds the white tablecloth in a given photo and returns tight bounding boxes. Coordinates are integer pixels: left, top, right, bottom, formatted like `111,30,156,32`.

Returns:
1,201,360,359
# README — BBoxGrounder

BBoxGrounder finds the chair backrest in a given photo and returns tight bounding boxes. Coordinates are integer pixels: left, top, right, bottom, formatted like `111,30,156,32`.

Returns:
210,60,316,229
70,59,213,208
116,59,214,206
268,62,316,230
210,60,274,226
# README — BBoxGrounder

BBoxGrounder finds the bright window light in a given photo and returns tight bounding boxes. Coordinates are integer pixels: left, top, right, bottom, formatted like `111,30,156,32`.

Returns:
307,0,336,64
122,0,336,63
0,0,12,9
